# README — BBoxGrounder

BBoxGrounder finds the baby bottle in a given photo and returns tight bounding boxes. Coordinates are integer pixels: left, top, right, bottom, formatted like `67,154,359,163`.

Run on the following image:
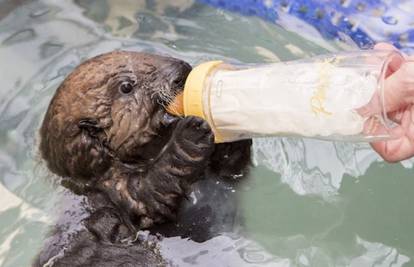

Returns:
167,50,403,143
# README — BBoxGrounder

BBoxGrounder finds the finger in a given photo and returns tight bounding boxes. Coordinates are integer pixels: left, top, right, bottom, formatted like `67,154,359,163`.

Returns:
357,49,406,117
369,112,414,163
374,42,397,51
362,60,414,116
386,53,405,77
369,124,402,161
371,134,414,162
382,61,414,112
367,105,414,162
374,43,405,76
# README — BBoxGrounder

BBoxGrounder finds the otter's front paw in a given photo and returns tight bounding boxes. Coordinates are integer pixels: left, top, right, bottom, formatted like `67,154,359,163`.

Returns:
99,117,215,229
131,117,215,227
172,116,215,161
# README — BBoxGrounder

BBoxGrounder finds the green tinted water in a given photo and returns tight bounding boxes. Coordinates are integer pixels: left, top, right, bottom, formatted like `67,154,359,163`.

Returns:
0,0,413,266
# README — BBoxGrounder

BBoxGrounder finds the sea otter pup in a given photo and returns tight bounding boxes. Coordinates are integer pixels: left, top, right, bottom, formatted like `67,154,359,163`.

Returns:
35,51,251,266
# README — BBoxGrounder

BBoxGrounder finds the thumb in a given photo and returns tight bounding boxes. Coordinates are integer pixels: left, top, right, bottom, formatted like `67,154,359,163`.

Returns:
374,43,404,77
382,59,414,113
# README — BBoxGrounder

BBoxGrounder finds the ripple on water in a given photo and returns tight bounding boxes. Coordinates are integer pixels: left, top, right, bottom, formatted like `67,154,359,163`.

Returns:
2,28,36,46
1,0,414,267
29,7,50,18
39,41,64,59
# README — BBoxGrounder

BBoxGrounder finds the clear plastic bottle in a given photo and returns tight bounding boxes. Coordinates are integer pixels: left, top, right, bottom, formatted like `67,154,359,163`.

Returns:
167,50,403,143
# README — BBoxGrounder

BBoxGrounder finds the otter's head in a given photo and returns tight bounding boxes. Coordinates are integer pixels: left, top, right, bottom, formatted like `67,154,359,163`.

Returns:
40,51,191,180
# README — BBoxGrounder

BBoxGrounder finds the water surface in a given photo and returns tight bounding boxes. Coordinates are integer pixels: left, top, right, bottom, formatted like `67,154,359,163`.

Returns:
0,1,413,266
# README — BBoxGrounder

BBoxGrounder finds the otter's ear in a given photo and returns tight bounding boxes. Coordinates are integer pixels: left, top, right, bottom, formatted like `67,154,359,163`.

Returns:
40,115,111,181
67,118,111,179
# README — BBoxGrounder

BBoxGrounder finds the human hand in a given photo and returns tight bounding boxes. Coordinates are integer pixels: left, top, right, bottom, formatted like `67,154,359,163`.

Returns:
369,43,414,162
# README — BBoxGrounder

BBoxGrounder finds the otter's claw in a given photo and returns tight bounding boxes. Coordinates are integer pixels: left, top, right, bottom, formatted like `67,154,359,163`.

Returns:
173,116,215,157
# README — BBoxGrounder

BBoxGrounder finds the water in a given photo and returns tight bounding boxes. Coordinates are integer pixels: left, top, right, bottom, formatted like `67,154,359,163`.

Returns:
0,0,413,266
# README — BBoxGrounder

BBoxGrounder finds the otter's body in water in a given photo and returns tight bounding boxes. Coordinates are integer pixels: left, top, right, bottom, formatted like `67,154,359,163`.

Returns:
35,51,251,266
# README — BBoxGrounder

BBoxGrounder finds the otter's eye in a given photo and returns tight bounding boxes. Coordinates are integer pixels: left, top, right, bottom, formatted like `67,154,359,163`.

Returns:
119,81,134,95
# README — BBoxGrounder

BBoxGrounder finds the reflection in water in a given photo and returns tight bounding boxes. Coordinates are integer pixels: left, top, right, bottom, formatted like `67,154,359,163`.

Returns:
2,29,36,46
254,137,414,198
241,164,414,266
253,138,383,197
0,0,413,266
160,234,291,267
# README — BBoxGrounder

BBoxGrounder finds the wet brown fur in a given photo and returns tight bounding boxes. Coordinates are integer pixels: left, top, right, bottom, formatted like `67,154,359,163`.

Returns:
35,51,251,266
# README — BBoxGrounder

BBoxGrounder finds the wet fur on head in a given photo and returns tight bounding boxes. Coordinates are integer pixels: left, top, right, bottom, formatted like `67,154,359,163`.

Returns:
40,51,189,180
